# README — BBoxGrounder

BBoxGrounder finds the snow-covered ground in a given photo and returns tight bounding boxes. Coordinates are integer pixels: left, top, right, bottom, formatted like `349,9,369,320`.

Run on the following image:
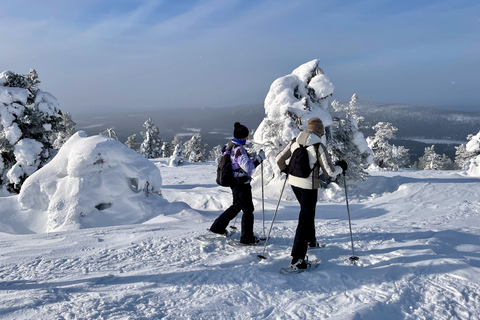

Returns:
1,160,479,319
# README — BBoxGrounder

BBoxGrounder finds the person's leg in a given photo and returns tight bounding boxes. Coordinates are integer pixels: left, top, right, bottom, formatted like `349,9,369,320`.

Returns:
210,186,241,234
235,184,256,243
306,189,318,245
291,186,317,262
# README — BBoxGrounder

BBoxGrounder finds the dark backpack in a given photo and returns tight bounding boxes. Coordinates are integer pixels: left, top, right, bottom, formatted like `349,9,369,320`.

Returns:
288,142,319,178
216,143,236,187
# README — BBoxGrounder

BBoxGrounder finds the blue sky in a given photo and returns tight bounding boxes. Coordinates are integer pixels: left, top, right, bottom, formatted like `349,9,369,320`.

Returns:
1,0,479,114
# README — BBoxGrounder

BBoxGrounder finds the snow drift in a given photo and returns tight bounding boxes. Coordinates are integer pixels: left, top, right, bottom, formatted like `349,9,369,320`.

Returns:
18,131,163,232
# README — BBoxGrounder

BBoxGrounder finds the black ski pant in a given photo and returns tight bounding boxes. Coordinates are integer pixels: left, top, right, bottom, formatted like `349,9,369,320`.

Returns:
210,182,255,243
291,186,318,261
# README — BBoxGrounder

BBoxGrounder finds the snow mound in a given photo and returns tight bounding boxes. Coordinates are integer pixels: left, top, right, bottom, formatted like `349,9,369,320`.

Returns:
18,131,163,232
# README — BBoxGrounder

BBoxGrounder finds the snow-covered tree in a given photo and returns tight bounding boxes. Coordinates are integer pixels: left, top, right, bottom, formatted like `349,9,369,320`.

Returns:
209,145,223,163
161,141,173,158
416,146,440,170
253,61,372,184
183,133,206,162
0,69,63,193
439,154,453,170
456,130,480,175
169,143,185,166
367,122,410,170
100,128,118,140
328,94,373,180
328,116,372,181
455,133,479,170
253,59,336,184
139,118,162,159
53,112,76,149
125,134,138,151
331,93,364,127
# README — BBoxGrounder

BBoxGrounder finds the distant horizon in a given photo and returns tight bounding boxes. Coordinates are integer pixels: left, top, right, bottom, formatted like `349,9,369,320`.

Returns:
69,99,480,118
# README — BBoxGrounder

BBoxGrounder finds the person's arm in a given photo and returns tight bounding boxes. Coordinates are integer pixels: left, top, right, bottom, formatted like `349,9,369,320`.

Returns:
276,140,294,173
317,143,342,178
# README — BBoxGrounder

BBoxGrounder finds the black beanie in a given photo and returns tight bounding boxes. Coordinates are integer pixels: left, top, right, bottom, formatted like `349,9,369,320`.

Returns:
233,122,249,139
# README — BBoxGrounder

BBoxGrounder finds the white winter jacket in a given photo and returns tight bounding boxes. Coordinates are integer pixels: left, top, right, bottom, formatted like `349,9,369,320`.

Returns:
276,130,343,190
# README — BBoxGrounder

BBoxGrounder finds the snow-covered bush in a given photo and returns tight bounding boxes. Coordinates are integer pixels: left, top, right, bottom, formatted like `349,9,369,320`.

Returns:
253,59,336,184
161,141,173,158
415,145,452,170
169,143,185,166
125,134,138,151
53,112,76,149
455,131,480,172
367,122,410,170
209,145,222,163
183,133,206,162
460,131,480,176
100,128,118,140
18,132,163,232
0,69,64,193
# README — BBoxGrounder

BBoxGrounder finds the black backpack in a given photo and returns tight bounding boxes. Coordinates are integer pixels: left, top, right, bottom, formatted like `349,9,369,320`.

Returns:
288,142,319,178
216,143,236,187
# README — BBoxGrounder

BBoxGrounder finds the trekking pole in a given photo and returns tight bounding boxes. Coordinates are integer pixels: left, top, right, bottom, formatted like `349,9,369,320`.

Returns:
343,174,359,262
258,176,288,260
260,160,266,240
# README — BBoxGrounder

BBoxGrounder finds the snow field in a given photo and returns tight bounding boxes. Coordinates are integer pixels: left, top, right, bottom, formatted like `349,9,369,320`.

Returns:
0,160,479,319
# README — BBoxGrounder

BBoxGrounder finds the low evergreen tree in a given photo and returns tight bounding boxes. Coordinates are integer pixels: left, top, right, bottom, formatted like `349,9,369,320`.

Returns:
161,141,173,158
329,94,373,180
209,145,223,163
53,112,76,149
183,133,206,162
169,144,185,166
139,118,162,159
367,122,410,170
0,69,63,193
454,133,478,170
125,134,138,151
416,145,452,170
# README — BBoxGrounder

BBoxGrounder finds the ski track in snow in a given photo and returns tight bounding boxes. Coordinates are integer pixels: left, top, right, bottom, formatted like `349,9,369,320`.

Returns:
0,162,479,319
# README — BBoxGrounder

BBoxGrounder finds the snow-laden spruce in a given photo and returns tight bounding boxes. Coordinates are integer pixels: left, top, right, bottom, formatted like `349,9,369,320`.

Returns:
253,59,335,184
253,59,372,185
18,131,163,232
0,70,74,193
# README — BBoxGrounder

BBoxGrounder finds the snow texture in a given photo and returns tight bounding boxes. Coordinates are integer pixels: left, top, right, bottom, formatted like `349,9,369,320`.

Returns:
17,132,163,233
0,156,479,319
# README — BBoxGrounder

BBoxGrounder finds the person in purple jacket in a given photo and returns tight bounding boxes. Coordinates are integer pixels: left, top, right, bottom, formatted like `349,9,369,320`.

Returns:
209,122,265,244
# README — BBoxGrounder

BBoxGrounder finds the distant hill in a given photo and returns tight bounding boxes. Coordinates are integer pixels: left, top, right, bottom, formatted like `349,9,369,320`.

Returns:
353,101,480,141
73,102,480,162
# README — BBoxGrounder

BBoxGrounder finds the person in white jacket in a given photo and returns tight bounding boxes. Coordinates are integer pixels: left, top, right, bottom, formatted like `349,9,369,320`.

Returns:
276,117,347,270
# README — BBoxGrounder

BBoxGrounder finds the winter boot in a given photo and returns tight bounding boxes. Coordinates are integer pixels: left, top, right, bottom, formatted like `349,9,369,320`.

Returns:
240,235,259,245
209,228,229,236
290,257,312,271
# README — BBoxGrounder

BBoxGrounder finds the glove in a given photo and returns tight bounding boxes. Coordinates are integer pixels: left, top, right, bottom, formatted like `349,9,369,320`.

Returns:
335,160,348,175
255,150,266,163
281,165,289,175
